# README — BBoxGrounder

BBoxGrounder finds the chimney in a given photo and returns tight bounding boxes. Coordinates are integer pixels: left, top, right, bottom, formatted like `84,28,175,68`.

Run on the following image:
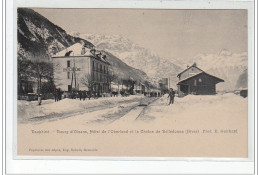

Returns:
97,52,102,57
187,65,189,68
90,49,96,56
81,47,86,55
80,41,86,55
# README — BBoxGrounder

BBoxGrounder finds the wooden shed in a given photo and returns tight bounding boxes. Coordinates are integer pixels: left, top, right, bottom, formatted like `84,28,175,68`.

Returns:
176,64,224,95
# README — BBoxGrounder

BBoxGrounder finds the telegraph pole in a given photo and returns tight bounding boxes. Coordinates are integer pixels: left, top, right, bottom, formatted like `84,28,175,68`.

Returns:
168,77,170,89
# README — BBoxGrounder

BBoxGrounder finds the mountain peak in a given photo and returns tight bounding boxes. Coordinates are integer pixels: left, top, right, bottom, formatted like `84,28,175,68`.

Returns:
218,48,232,57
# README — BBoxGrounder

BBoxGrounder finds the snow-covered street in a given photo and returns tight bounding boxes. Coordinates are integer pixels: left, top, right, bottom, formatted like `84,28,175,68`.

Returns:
17,93,248,157
18,93,247,128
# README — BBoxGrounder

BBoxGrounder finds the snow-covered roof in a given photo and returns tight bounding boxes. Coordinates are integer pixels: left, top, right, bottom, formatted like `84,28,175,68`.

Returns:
236,87,248,91
177,72,224,85
52,43,109,64
177,72,202,84
177,63,204,77
53,43,92,57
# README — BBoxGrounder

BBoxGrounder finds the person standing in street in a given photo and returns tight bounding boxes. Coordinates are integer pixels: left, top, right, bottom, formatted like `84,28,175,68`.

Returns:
168,88,175,105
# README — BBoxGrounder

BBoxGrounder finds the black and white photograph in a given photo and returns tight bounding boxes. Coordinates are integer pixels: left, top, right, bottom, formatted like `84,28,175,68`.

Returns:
16,8,249,157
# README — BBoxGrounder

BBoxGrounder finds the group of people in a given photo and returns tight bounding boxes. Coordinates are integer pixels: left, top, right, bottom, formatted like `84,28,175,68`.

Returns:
53,89,103,102
69,90,100,101
74,90,96,101
53,87,176,105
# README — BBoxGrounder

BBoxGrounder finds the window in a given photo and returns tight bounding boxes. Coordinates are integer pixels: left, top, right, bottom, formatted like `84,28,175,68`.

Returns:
67,72,70,79
92,61,95,71
67,60,70,67
194,79,197,86
199,78,202,82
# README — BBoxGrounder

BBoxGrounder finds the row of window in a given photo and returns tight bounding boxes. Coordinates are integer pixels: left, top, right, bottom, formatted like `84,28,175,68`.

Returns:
66,60,108,80
67,60,108,74
92,72,108,82
66,71,108,82
92,61,108,74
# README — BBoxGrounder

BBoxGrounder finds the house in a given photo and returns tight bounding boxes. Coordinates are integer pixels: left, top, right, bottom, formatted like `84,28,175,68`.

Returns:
176,63,224,95
51,43,110,95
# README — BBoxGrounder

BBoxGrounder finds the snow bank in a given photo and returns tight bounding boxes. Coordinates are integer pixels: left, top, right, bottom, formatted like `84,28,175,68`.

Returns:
138,93,248,127
18,95,144,121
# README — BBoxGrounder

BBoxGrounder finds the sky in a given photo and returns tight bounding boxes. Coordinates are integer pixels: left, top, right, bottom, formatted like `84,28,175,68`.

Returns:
34,8,247,60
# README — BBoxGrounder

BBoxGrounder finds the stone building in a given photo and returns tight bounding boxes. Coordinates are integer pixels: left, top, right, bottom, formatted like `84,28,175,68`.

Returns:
52,43,110,94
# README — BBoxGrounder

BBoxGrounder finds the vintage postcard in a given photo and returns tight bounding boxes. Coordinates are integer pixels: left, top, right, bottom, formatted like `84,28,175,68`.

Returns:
16,8,250,158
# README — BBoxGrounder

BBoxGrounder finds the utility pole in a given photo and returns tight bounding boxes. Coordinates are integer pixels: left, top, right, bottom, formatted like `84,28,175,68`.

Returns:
168,77,170,89
34,52,42,106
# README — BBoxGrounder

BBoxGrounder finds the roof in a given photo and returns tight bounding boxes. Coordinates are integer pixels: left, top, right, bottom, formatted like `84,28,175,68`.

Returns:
177,64,204,77
177,71,224,85
53,43,92,57
52,43,109,65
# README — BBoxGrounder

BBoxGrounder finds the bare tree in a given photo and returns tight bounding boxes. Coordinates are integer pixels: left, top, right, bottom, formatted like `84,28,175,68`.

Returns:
31,54,53,95
80,74,95,93
107,73,118,92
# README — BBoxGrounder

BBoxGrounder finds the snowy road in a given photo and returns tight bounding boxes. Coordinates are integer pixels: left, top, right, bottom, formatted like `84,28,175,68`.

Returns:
18,93,248,128
18,96,159,125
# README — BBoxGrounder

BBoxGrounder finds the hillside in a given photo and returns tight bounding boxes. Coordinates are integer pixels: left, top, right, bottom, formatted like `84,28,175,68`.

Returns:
236,69,248,89
17,8,94,60
101,51,151,84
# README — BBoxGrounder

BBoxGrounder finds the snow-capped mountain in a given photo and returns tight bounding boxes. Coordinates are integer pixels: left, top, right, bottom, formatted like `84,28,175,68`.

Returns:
73,33,182,86
174,49,248,91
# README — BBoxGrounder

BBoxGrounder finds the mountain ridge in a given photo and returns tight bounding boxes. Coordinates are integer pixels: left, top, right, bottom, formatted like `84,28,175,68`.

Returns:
78,33,248,91
75,33,182,86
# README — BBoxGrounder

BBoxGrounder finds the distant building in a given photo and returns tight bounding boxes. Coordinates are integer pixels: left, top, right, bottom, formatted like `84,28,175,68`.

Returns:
52,43,110,94
159,78,169,94
176,63,224,95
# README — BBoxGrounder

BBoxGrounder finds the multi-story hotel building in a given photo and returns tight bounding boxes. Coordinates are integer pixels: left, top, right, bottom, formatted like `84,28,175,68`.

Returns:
52,43,110,94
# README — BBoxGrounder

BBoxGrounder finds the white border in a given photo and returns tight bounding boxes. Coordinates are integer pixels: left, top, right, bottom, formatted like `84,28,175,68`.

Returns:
6,0,256,174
